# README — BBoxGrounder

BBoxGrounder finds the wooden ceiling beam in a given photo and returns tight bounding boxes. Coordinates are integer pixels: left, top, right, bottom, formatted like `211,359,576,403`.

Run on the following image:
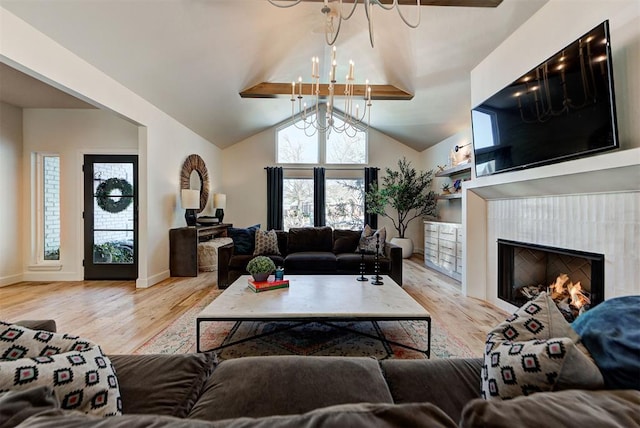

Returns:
239,82,413,101
294,0,502,7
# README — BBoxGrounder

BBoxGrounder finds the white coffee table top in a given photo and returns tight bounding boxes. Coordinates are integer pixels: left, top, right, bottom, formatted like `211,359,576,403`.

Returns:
198,275,430,320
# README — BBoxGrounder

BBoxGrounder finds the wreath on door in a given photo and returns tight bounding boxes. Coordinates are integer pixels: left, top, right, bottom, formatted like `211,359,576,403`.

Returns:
96,178,133,213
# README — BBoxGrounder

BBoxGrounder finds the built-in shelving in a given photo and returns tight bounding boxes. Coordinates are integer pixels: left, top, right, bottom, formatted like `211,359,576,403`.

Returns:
437,193,462,200
435,163,472,177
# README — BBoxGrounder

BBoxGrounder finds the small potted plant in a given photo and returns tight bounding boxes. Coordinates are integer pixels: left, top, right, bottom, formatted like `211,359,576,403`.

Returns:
441,183,451,194
246,256,276,282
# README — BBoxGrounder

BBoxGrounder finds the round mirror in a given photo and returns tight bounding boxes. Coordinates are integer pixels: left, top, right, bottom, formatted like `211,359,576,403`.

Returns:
180,154,209,213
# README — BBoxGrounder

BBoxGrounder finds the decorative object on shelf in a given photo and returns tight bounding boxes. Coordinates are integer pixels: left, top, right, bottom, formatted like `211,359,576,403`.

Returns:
267,0,502,48
213,193,226,223
441,183,451,194
246,256,276,282
180,154,209,214
95,177,133,214
366,157,437,258
197,216,219,225
287,45,371,137
181,189,200,227
453,179,462,193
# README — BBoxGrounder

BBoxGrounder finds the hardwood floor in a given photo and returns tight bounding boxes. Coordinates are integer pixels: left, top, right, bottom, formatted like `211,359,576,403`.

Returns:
0,257,508,356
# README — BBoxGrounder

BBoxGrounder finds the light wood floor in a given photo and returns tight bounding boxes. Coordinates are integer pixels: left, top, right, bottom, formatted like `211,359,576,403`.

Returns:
0,257,507,356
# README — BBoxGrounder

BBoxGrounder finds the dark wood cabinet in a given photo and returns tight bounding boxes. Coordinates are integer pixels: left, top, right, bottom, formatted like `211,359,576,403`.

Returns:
169,224,232,277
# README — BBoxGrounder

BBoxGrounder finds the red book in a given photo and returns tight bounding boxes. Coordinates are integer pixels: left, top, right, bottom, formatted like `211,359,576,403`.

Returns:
248,278,290,293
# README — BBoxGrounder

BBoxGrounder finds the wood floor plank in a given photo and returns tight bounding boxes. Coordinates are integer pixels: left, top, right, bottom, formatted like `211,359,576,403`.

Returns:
0,258,507,356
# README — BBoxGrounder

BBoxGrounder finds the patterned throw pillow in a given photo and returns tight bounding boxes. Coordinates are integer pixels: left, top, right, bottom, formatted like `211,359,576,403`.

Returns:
481,293,603,400
253,229,281,256
358,225,386,256
0,321,122,416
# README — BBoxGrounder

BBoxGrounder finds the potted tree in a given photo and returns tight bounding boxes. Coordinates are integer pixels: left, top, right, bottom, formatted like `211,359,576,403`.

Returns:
365,158,437,258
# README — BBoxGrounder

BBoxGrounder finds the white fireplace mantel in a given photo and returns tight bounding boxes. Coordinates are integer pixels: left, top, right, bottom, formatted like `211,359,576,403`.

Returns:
462,148,640,313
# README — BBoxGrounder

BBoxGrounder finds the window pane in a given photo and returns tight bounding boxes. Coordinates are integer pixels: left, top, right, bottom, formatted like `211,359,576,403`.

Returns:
325,178,364,230
277,119,319,164
283,178,313,230
93,231,134,264
43,156,60,260
326,117,367,164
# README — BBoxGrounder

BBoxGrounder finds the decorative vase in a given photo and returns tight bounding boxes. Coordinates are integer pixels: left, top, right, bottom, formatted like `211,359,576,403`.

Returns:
252,273,270,282
391,237,413,259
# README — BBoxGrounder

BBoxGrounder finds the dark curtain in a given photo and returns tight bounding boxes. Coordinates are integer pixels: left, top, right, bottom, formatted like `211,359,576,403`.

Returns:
313,167,326,227
364,167,378,229
266,167,283,230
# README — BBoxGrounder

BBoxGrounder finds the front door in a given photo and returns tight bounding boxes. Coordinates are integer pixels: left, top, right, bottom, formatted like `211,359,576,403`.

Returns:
83,155,138,280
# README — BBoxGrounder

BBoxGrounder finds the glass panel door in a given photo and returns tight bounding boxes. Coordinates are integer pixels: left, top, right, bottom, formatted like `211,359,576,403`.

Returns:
84,155,138,280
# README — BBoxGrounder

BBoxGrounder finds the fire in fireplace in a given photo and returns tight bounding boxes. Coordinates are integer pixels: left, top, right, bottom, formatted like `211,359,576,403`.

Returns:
498,239,605,321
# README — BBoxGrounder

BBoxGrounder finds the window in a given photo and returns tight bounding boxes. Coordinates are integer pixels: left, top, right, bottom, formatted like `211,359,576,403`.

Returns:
276,117,319,164
283,178,314,230
36,153,61,263
325,117,367,164
325,178,365,229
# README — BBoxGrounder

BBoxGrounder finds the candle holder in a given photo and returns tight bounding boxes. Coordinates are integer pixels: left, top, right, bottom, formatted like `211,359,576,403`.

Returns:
357,249,368,282
372,235,383,285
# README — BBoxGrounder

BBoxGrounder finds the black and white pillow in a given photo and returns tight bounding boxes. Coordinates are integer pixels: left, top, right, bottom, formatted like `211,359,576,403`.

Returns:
358,225,386,255
0,321,121,416
481,293,603,400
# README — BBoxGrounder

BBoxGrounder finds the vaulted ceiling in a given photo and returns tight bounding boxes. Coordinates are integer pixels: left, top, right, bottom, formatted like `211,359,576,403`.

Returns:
0,0,548,151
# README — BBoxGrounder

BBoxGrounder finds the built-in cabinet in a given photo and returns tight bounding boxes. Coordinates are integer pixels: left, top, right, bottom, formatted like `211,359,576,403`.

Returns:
424,221,462,281
435,163,471,200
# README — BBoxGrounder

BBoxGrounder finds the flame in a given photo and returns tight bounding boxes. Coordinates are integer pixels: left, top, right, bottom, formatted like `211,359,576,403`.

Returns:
568,281,590,308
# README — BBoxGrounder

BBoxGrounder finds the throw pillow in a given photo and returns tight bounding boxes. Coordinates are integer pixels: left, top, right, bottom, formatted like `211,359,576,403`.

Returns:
358,225,386,255
571,295,640,390
0,321,121,417
332,229,361,254
228,224,260,255
253,229,281,256
481,292,603,400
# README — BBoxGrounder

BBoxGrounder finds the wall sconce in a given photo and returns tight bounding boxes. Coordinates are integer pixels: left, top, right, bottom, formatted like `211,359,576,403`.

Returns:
213,193,226,223
181,189,200,227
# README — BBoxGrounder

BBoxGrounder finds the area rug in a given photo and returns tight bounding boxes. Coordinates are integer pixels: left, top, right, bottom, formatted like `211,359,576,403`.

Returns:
135,288,475,360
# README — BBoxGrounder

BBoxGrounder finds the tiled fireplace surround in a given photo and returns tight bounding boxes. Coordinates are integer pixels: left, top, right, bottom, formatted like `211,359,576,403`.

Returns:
462,149,640,314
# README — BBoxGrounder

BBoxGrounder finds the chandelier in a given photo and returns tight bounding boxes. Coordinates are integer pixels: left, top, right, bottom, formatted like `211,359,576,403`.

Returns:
268,0,421,47
290,46,371,137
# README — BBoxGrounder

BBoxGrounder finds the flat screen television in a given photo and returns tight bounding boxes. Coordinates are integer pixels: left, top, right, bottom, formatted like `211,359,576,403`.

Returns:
471,21,619,177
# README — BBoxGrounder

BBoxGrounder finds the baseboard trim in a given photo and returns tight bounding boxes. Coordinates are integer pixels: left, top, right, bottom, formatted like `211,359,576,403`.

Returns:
0,273,24,287
136,270,170,289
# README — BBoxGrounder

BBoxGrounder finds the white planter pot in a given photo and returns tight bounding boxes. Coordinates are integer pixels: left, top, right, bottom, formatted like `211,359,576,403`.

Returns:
391,237,413,259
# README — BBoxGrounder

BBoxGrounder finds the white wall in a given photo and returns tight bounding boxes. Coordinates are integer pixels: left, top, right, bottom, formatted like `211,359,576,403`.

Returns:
1,7,223,287
465,0,640,306
21,109,138,280
221,125,424,246
0,102,24,286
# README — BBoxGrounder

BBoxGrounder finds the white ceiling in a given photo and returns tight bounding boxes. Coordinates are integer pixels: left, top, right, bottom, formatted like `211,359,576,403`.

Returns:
0,0,547,151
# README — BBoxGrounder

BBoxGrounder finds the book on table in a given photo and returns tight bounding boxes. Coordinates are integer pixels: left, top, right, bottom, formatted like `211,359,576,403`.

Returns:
248,278,290,293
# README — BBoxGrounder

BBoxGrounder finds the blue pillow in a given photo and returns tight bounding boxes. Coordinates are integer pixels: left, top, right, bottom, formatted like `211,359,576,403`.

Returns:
572,296,640,390
228,224,260,255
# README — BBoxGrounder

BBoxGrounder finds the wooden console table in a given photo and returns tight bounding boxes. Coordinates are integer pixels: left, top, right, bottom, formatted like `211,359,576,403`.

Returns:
169,224,232,277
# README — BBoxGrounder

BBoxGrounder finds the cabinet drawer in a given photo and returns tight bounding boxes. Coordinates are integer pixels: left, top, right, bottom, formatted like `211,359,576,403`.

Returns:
439,253,456,271
438,228,456,240
456,246,462,258
456,258,463,273
424,222,439,232
457,231,463,243
424,250,438,263
439,240,456,254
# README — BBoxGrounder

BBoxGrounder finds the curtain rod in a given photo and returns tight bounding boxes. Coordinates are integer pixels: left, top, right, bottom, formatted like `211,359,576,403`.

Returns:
264,167,379,171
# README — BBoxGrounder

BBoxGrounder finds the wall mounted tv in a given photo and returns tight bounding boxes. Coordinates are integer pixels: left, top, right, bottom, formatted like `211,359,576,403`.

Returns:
471,21,619,177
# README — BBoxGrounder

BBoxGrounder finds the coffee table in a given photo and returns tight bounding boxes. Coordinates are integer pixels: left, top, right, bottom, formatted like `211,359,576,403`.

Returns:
196,275,431,357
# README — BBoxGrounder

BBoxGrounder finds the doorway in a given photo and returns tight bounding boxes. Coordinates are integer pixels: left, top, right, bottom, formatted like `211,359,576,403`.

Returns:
83,155,138,280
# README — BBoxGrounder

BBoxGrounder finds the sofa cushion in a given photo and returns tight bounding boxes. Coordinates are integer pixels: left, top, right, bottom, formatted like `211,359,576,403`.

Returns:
481,292,603,400
0,321,121,417
0,385,59,428
287,227,333,253
336,253,390,273
228,255,285,272
109,352,216,417
285,252,337,273
228,224,260,255
359,225,386,255
333,229,361,254
571,295,640,390
187,356,394,421
253,229,281,256
460,389,640,428
381,358,483,423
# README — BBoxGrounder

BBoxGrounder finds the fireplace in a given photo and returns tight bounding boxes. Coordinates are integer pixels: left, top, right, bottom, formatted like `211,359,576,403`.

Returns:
498,239,605,319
